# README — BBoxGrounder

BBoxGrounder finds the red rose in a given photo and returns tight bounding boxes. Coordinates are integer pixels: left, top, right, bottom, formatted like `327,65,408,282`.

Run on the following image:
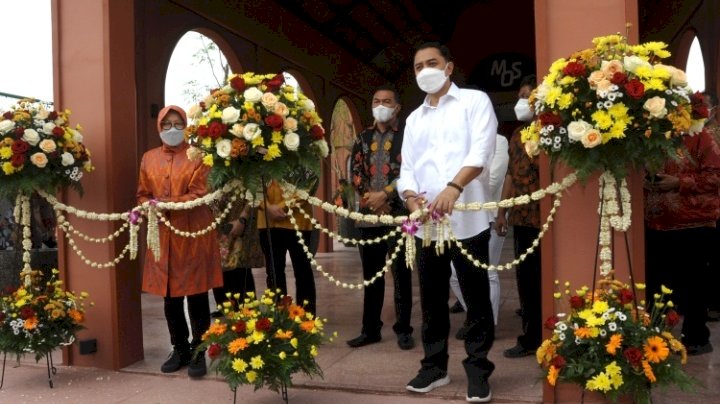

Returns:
538,112,562,127
690,91,705,105
310,124,325,140
48,111,58,120
0,312,5,322
207,343,222,359
544,315,559,330
2,111,12,120
610,71,628,85
692,102,709,119
197,125,209,137
20,306,35,320
562,61,586,77
234,320,246,334
230,76,246,92
278,295,293,309
208,121,227,139
52,126,65,138
618,288,634,305
551,355,566,369
569,295,585,309
256,317,272,332
623,347,643,367
264,114,284,131
11,153,24,167
11,139,29,154
264,73,285,92
14,127,24,138
665,309,680,327
624,79,645,99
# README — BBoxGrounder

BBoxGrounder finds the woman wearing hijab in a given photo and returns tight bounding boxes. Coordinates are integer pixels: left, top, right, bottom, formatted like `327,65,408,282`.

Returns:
136,105,222,377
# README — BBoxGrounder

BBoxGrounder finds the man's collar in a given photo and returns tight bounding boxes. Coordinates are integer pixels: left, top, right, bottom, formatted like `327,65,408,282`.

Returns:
369,120,400,133
421,82,459,109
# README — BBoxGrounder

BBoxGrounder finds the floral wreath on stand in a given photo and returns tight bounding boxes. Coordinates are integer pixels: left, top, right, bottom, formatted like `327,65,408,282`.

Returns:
523,33,705,402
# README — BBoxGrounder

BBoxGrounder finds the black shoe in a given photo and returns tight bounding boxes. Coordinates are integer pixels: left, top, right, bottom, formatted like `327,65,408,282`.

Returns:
455,325,469,340
450,301,465,314
397,334,415,350
515,308,523,317
187,351,207,377
466,377,492,402
160,347,191,373
687,342,713,356
210,310,223,318
406,368,450,393
346,333,381,348
503,344,535,358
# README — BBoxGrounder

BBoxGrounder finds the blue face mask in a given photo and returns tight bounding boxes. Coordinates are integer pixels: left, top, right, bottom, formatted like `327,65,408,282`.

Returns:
160,127,185,146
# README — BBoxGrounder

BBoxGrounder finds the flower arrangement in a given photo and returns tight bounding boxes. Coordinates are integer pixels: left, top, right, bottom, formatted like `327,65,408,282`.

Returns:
537,276,695,403
0,269,91,361
185,72,329,192
0,100,94,198
522,34,708,180
198,289,332,393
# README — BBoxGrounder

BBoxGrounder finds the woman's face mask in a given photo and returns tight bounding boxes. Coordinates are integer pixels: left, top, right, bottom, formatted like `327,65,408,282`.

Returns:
372,105,396,123
514,98,533,122
416,64,449,94
160,127,185,146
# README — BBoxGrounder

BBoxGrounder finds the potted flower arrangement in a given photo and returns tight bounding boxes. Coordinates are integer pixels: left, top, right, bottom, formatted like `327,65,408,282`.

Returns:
198,289,332,397
0,100,94,199
521,34,708,181
537,276,695,403
0,268,91,361
185,72,329,192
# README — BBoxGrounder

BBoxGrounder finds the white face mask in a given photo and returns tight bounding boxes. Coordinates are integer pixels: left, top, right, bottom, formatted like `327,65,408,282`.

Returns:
514,98,533,122
372,105,396,123
160,127,185,146
416,65,449,94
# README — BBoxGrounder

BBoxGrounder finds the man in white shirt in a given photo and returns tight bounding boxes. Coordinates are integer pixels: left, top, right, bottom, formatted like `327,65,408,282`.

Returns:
398,42,497,403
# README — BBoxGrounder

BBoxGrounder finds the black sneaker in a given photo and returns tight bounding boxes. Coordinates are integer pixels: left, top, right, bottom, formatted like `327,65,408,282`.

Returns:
160,347,191,373
450,301,465,313
187,351,207,377
397,334,415,350
406,368,450,393
466,377,492,402
346,333,381,348
503,344,536,358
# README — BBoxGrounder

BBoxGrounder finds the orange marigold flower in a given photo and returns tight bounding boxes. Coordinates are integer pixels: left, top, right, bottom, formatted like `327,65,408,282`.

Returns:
642,360,656,383
643,335,669,363
300,320,315,332
574,327,594,339
275,330,293,340
228,338,249,355
208,322,228,336
606,334,623,355
288,305,305,319
547,365,559,386
68,309,84,323
23,316,39,330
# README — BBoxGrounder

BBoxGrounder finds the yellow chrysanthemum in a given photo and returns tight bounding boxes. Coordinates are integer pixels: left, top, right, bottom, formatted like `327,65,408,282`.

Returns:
644,336,670,363
290,337,298,349
251,135,264,147
661,285,673,294
557,93,574,110
228,338,249,355
310,345,318,357
544,86,563,107
643,77,667,92
250,355,264,369
251,330,265,344
574,327,599,339
606,334,623,355
279,351,287,360
232,358,248,373
591,110,613,130
263,144,281,161
246,370,258,382
202,154,214,167
271,131,283,144
0,146,11,159
520,122,539,143
586,371,612,392
2,162,15,175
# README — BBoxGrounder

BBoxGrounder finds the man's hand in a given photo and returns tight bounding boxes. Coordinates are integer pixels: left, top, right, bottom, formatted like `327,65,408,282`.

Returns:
229,219,246,238
429,186,461,215
363,191,388,212
494,214,508,237
266,204,288,221
652,173,680,192
405,195,426,214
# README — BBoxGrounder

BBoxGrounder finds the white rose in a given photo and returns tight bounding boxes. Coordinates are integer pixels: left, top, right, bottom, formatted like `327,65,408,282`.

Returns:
243,87,263,103
284,117,298,132
22,129,40,146
42,122,56,134
623,55,650,74
299,98,315,111
580,129,602,148
242,123,262,141
215,139,233,158
39,139,57,153
643,96,667,118
71,128,84,143
61,152,75,166
229,123,245,138
283,132,300,151
35,108,49,120
524,140,539,157
567,120,593,141
313,139,329,157
0,119,15,134
221,106,240,124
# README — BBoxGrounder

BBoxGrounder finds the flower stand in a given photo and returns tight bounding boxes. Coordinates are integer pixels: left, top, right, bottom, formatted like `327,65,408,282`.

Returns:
0,351,57,389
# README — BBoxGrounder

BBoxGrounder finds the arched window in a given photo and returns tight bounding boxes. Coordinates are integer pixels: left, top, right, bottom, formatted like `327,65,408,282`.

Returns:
164,31,236,110
685,36,706,92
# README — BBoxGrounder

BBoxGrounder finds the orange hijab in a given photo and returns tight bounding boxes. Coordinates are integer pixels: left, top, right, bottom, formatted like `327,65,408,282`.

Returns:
156,105,187,134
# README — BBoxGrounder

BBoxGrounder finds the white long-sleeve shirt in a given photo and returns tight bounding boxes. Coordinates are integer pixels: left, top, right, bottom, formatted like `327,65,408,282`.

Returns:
489,134,509,204
398,83,498,240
